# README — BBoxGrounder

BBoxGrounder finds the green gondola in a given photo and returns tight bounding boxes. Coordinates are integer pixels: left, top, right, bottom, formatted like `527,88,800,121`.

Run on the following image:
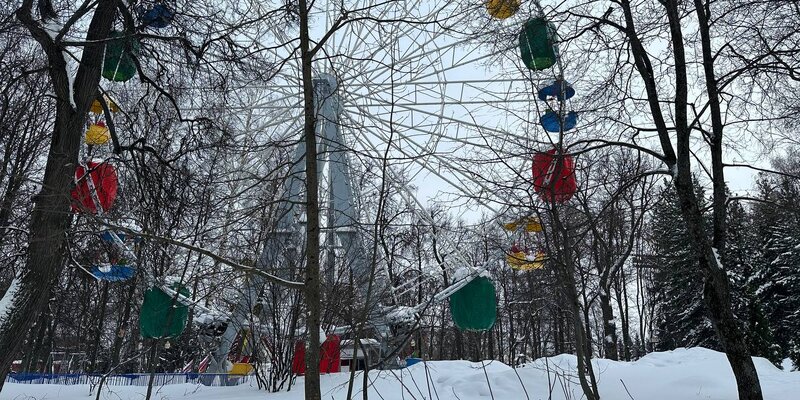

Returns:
519,18,559,71
139,284,191,339
102,30,139,82
449,276,497,331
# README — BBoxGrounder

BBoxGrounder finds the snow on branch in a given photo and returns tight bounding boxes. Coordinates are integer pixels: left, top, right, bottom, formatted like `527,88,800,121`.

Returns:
0,278,21,327
100,222,304,289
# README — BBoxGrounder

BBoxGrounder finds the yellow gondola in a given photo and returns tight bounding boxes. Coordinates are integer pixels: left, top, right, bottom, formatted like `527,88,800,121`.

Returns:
229,362,254,375
85,122,110,145
508,250,547,270
503,216,542,232
90,96,120,114
523,217,543,233
486,0,520,20
506,250,528,267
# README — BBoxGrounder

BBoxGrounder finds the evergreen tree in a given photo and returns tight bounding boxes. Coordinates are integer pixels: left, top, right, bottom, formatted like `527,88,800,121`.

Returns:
752,175,800,367
650,183,719,350
724,199,781,364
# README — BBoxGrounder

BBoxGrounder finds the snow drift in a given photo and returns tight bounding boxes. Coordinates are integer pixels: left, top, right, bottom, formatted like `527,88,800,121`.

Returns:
2,347,797,400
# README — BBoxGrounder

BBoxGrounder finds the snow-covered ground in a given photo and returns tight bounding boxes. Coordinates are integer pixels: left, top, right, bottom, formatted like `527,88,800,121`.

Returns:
2,347,797,400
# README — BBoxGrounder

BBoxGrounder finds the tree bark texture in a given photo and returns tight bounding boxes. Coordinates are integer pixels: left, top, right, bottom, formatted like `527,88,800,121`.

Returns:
297,0,321,397
0,1,117,388
617,1,764,398
598,290,618,361
552,208,599,400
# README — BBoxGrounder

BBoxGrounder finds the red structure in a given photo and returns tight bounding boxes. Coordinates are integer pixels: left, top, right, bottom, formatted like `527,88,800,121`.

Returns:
291,341,306,375
291,334,342,375
71,161,118,213
532,148,576,203
320,334,341,373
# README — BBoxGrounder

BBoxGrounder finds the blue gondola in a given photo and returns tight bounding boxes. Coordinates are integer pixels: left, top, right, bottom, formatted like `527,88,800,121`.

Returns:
142,4,174,29
91,264,136,281
537,80,575,101
100,231,142,244
406,358,423,367
101,231,126,243
540,110,578,132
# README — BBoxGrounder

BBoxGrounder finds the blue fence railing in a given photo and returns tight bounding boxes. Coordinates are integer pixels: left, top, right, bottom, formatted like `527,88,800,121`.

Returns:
4,373,254,387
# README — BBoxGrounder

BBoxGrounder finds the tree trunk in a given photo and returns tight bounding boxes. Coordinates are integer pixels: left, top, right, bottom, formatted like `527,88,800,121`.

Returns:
598,288,618,361
0,1,117,388
552,208,599,400
297,0,321,397
144,341,160,400
688,1,762,396
553,309,563,355
0,162,26,243
666,0,762,397
0,133,78,386
22,308,49,372
616,0,764,397
455,328,464,359
88,282,110,371
111,277,137,370
565,278,599,400
435,309,444,359
672,176,764,398
43,306,58,373
616,270,633,361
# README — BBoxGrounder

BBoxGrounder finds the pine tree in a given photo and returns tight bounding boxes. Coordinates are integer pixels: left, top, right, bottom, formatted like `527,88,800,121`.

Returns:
752,176,800,367
650,183,719,350
724,199,781,364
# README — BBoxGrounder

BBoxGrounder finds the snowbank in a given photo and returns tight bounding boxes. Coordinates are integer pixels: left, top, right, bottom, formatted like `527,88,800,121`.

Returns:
2,347,797,400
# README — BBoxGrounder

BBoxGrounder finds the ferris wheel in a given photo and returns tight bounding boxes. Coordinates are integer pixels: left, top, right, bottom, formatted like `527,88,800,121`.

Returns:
69,0,577,358
242,0,579,254
238,1,550,217
196,0,583,373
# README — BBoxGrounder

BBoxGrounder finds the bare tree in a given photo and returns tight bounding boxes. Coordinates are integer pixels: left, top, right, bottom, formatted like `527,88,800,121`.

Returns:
0,0,295,386
558,0,800,398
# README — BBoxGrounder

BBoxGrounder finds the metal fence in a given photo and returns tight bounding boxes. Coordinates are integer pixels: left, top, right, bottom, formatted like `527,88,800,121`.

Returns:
4,373,254,387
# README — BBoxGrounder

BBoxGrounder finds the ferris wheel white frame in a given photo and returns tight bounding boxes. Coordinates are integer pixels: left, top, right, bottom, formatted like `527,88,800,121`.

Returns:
199,0,577,374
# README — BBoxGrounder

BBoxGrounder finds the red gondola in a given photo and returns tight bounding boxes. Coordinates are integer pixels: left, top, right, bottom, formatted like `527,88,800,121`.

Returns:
71,161,118,213
291,334,342,375
532,148,577,203
291,341,306,375
320,334,341,373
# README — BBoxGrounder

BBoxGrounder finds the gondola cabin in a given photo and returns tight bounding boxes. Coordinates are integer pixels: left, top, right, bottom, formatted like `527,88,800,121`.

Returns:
532,148,577,203
486,0,520,19
71,162,118,213
85,122,110,145
102,30,140,82
519,18,559,71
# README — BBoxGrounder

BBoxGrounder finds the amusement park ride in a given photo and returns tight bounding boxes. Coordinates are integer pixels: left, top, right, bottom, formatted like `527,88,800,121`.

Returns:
70,0,580,377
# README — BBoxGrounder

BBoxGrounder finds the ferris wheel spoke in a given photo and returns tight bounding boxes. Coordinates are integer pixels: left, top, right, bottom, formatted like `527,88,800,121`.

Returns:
344,83,530,109
329,0,402,61
344,95,531,147
357,112,522,190
384,7,474,68
346,32,472,83
343,108,503,217
341,67,535,151
341,0,452,70
348,78,526,87
251,113,302,135
345,102,499,192
344,108,452,153
417,45,510,84
251,0,540,239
